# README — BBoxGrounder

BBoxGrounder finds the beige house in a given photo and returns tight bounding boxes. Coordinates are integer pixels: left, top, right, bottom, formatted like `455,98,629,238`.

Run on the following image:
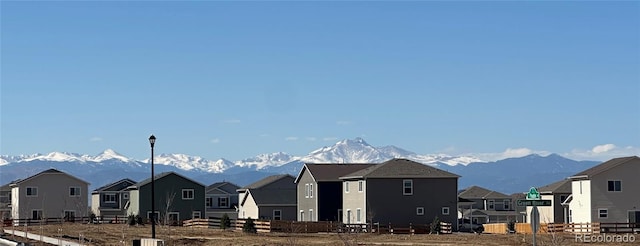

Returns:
10,169,89,223
237,174,296,221
525,179,571,224
568,156,640,224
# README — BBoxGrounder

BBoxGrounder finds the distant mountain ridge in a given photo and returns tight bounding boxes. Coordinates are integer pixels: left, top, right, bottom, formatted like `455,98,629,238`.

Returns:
0,138,602,194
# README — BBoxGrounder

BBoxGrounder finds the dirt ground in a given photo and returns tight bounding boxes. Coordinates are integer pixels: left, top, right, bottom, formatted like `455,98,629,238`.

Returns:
1,223,636,246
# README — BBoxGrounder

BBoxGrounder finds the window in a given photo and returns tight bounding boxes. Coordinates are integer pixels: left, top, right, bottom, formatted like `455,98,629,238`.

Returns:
346,210,352,224
69,187,81,197
192,211,201,219
218,197,228,208
26,187,38,197
403,180,413,195
345,182,350,193
168,212,179,224
300,210,305,221
123,193,129,199
182,189,194,200
64,210,75,222
205,197,213,207
310,209,314,221
569,209,573,223
560,195,568,204
273,210,282,220
358,181,363,192
599,209,608,218
31,210,43,220
356,208,361,223
442,207,450,215
103,193,116,203
579,181,583,194
147,211,160,222
488,200,495,210
416,207,424,215
503,199,510,210
608,180,621,192
305,184,309,198
309,184,313,198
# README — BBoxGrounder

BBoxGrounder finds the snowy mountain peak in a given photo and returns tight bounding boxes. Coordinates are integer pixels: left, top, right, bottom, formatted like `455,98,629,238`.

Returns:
92,149,130,162
236,152,297,169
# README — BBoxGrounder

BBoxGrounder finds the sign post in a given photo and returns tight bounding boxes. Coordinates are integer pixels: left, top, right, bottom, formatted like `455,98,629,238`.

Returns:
527,187,541,246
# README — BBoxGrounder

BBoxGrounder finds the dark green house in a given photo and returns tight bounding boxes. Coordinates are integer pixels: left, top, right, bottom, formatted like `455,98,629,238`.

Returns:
126,172,205,225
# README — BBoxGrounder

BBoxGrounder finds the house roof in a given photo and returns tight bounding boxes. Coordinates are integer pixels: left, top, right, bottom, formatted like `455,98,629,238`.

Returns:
570,156,640,179
339,158,460,179
10,169,89,186
93,178,137,193
133,171,205,188
537,179,571,194
294,163,376,183
238,174,294,191
206,181,240,194
244,188,296,206
458,186,510,199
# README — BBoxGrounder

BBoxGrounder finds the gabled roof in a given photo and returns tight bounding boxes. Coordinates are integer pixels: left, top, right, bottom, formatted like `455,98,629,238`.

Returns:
458,185,510,199
242,188,296,206
10,169,89,186
294,163,376,183
238,174,294,191
133,172,205,188
339,158,460,179
93,178,137,193
206,181,240,194
537,179,571,194
570,156,640,179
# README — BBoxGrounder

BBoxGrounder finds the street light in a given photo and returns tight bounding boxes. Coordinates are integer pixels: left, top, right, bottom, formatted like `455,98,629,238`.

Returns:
148,134,156,238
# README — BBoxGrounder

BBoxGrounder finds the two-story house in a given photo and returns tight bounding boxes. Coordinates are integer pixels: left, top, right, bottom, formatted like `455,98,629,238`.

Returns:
568,156,640,224
237,174,296,221
295,163,374,222
10,169,89,223
525,179,571,224
205,181,240,219
126,172,205,225
339,158,459,227
91,178,137,218
458,185,519,224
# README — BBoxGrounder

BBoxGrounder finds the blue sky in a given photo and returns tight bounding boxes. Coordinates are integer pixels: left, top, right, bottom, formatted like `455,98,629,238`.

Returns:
1,1,639,161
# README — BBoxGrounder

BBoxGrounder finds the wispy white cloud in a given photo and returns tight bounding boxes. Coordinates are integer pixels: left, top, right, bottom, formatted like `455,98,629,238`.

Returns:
221,119,242,124
564,144,640,161
90,137,103,142
592,144,616,154
306,137,317,141
285,137,299,141
210,138,220,144
336,120,352,125
323,137,338,141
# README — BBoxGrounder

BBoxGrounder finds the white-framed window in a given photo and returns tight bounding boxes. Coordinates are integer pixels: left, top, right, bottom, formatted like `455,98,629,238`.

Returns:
309,184,313,198
69,187,81,197
356,208,361,223
192,211,201,219
416,207,424,215
147,211,160,221
273,210,282,220
300,210,305,221
358,181,363,192
26,187,38,197
442,207,450,215
64,210,76,221
607,180,622,192
310,209,314,221
31,210,43,220
205,197,213,207
403,180,413,195
488,200,495,210
346,209,352,224
599,208,608,218
345,182,350,193
305,184,309,198
103,193,117,203
123,193,129,199
503,199,510,210
182,189,194,200
168,212,179,224
218,197,228,208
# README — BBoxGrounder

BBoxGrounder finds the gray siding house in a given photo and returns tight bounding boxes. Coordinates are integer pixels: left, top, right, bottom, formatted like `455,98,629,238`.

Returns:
458,185,519,224
295,163,374,222
205,181,240,219
10,169,89,222
340,159,459,227
525,179,571,224
1,183,12,220
568,156,640,224
237,174,296,221
127,172,205,225
91,178,137,218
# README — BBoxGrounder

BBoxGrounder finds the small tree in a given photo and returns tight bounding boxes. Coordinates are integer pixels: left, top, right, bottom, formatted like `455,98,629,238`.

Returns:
242,217,257,233
220,213,231,230
136,215,144,225
507,220,516,233
127,214,136,226
430,216,441,234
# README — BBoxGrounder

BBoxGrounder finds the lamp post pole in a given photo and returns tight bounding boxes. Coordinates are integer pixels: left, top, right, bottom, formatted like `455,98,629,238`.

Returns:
149,135,156,239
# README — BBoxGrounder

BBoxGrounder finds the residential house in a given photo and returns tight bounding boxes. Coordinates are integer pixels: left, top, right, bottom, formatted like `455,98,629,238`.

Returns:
525,179,571,224
10,169,89,222
126,172,205,225
295,163,374,222
568,156,640,224
237,174,296,221
91,178,137,218
339,158,459,227
510,192,527,223
458,185,519,224
205,181,240,219
1,183,12,220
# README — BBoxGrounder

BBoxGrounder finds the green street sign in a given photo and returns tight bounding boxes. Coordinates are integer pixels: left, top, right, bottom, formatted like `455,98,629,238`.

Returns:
517,199,552,206
526,187,541,200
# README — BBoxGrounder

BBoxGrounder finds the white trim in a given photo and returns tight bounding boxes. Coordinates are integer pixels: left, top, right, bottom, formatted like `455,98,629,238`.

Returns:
442,207,450,215
607,180,622,192
167,212,180,223
300,210,305,221
192,211,201,219
309,209,314,221
356,208,361,223
273,209,282,220
26,187,38,197
122,193,129,199
345,182,350,193
305,184,309,198
309,183,313,198
104,193,117,203
182,189,195,200
69,186,81,197
416,207,424,215
358,181,363,192
488,200,495,210
31,209,43,220
598,208,608,218
403,180,413,195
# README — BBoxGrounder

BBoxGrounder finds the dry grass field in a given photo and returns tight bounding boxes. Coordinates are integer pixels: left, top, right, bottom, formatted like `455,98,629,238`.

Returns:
1,223,635,246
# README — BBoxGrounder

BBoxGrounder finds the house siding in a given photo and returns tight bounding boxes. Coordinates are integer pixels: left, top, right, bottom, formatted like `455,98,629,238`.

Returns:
297,169,317,221
343,180,366,224
570,180,592,223
239,193,259,219
588,160,640,223
259,206,297,221
134,173,205,223
11,173,88,220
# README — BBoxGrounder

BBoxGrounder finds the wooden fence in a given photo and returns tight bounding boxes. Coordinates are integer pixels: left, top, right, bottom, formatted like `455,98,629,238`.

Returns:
484,222,604,234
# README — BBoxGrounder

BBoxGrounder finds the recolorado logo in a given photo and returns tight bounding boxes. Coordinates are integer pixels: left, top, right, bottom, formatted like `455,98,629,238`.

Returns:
575,233,636,243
